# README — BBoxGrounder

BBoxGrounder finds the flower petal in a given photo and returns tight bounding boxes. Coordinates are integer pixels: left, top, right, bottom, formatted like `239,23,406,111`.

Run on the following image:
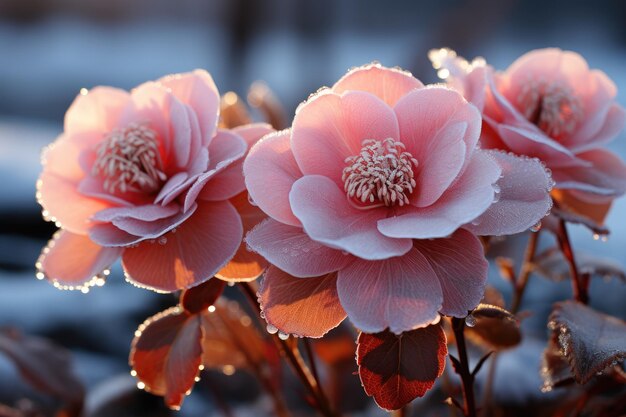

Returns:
259,267,346,338
289,175,412,260
37,171,111,234
377,150,501,239
245,218,353,278
158,70,221,147
121,201,242,292
38,230,122,289
465,150,553,236
291,90,400,186
65,86,130,136
332,63,423,107
232,123,274,148
111,204,197,239
337,248,443,334
394,87,480,207
244,129,302,227
552,148,626,197
413,229,488,317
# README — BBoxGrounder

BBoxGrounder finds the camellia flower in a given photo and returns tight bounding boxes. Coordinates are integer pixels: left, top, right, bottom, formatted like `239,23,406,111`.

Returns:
36,70,273,292
244,63,554,336
430,48,626,223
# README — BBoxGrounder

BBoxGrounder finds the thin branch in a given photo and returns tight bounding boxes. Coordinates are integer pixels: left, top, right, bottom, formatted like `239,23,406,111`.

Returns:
451,318,477,417
556,219,589,304
510,230,540,314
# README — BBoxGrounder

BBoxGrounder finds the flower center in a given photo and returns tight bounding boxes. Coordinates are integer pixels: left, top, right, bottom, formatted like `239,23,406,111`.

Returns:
342,138,418,208
517,79,583,138
93,123,166,194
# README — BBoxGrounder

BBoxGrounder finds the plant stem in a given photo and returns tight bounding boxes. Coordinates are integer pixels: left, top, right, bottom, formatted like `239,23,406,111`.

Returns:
391,406,408,417
510,230,540,314
303,338,322,389
555,219,589,304
451,318,477,417
239,282,339,417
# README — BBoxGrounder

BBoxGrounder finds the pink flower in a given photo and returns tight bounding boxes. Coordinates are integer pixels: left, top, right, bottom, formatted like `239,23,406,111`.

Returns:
430,48,626,223
244,63,553,335
37,70,273,292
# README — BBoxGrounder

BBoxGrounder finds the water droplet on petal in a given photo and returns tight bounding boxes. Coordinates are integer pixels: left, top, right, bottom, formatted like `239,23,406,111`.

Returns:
278,331,289,340
266,324,278,334
465,315,476,327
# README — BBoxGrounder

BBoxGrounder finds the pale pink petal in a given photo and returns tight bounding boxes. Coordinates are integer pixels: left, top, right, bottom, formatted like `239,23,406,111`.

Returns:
496,124,590,169
465,150,553,236
413,229,488,317
245,218,354,278
64,86,130,137
552,148,626,197
41,136,85,182
92,204,180,222
259,267,346,338
158,70,220,147
377,150,501,239
394,87,481,206
337,248,443,334
154,172,189,205
37,171,112,234
39,230,122,288
89,223,141,247
291,90,400,186
332,63,423,107
232,123,274,148
77,176,145,207
122,201,243,292
289,175,412,260
570,104,626,153
112,204,196,239
243,129,302,227
184,130,247,211
197,162,245,202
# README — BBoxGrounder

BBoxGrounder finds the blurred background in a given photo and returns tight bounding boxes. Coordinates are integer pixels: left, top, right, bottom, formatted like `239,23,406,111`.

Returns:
1,0,626,416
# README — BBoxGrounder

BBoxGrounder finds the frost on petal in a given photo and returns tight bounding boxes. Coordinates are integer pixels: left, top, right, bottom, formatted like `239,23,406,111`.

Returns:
290,175,412,260
243,129,302,227
245,218,353,278
259,266,346,338
122,201,242,292
38,230,122,290
337,249,443,334
465,150,553,236
413,229,488,317
332,63,423,107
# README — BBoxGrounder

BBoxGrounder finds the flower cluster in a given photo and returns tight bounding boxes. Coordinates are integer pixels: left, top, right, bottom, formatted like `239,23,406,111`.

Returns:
35,48,626,414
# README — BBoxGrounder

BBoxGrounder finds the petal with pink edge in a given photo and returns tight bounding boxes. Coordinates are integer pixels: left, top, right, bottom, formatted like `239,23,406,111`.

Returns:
570,104,626,153
244,129,302,227
394,87,481,206
552,148,626,197
184,130,247,211
122,201,242,292
259,267,346,338
38,230,122,289
464,150,553,236
292,90,400,186
337,248,443,334
41,136,86,182
332,63,423,107
377,150,501,239
413,229,488,317
37,171,112,235
112,204,197,239
158,70,221,147
89,222,142,247
64,86,130,136
232,123,274,148
290,175,412,260
246,218,353,278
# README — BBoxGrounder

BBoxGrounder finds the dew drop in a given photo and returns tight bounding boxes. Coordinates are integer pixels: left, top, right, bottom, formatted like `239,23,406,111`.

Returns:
278,331,289,340
137,382,146,390
158,236,168,245
222,365,235,375
530,222,542,232
266,324,278,334
207,305,216,313
465,315,476,327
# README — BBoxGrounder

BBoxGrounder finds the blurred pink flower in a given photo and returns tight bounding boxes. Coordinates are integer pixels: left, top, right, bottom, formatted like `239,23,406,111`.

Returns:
37,70,272,292
430,48,626,222
244,63,553,335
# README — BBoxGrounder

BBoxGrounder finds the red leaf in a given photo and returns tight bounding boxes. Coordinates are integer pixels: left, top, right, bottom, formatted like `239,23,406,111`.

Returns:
181,279,226,314
259,266,346,338
130,307,203,409
356,324,447,410
0,330,84,416
548,301,626,384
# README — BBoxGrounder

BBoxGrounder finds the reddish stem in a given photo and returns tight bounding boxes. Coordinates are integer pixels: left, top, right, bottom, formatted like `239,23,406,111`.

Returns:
555,219,589,304
451,318,477,417
510,230,540,314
